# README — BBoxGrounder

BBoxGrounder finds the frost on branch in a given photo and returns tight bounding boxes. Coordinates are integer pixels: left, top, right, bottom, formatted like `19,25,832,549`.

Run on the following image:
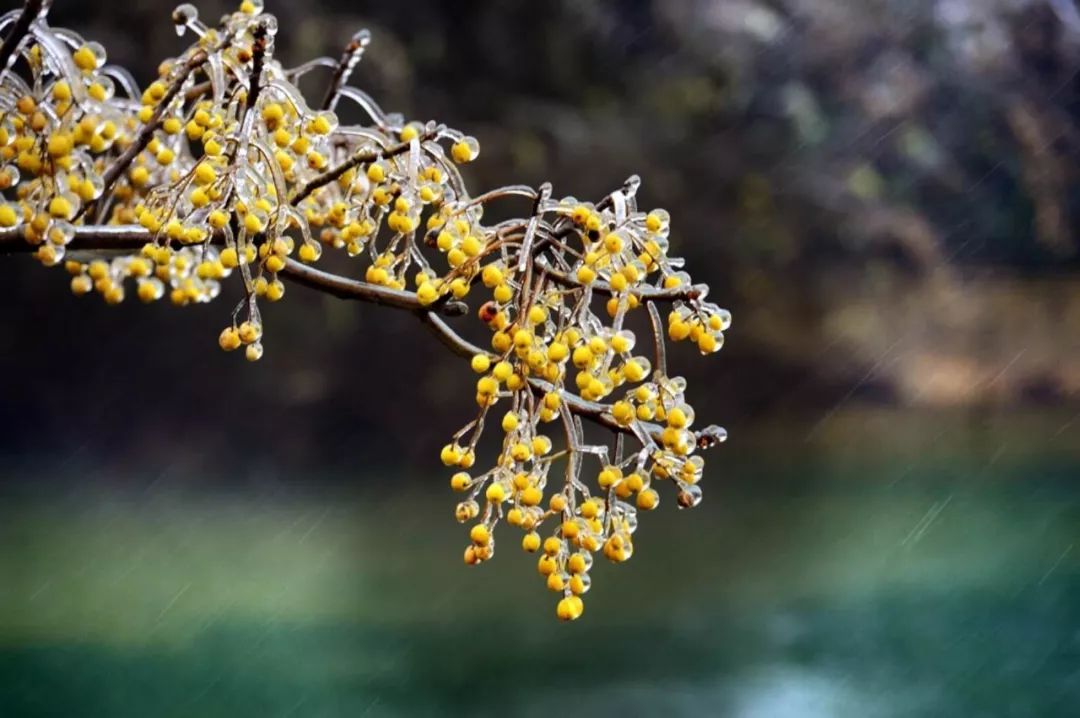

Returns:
0,0,730,621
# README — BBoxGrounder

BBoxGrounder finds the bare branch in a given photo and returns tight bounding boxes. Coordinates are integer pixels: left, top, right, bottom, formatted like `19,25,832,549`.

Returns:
417,312,484,358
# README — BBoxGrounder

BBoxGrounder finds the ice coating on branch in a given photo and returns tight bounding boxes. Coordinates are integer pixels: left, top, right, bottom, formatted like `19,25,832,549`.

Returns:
0,0,731,621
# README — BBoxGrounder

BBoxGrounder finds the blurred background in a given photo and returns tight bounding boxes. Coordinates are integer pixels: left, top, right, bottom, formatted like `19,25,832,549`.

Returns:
1,0,1078,715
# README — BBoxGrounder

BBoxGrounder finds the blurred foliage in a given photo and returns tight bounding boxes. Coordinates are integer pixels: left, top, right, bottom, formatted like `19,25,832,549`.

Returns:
2,0,1079,475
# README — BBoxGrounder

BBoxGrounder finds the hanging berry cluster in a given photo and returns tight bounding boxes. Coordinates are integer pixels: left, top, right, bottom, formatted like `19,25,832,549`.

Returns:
0,0,729,620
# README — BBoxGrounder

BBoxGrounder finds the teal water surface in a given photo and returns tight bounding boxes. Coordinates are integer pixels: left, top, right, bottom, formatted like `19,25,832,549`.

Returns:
1,417,1078,717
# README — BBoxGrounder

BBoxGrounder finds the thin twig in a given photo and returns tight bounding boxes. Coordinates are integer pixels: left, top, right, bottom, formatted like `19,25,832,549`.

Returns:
321,30,370,111
183,80,211,101
289,131,435,204
0,0,44,76
647,301,668,377
284,258,466,315
80,49,209,222
245,23,270,113
536,257,707,302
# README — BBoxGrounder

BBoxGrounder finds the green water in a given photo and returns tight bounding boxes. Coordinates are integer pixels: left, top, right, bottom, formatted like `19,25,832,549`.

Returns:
1,425,1078,716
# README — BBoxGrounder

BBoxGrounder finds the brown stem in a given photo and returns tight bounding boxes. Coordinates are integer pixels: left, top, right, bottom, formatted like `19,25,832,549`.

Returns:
184,80,211,102
416,313,721,448
0,226,466,316
244,23,270,114
0,226,724,449
79,49,209,222
0,0,44,76
321,31,369,111
647,301,668,377
283,258,466,315
537,259,707,302
289,131,434,205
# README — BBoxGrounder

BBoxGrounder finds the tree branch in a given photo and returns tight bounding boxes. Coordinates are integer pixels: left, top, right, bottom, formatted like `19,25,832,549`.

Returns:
289,131,435,205
283,257,466,315
79,48,209,221
321,30,369,111
0,226,465,316
416,312,724,449
0,225,723,450
0,0,44,77
535,257,707,302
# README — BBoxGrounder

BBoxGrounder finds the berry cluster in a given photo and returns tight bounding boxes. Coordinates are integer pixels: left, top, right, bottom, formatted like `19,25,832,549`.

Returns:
440,183,729,621
0,0,729,620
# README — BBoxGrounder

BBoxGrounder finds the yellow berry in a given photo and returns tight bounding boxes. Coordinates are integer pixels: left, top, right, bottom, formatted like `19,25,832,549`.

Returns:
416,281,439,306
567,553,589,574
207,210,229,230
469,524,490,546
450,472,470,492
451,137,478,163
440,444,462,466
264,254,285,273
218,327,242,351
624,358,646,383
47,196,73,219
194,162,216,185
532,436,551,456
366,164,385,183
637,489,659,510
130,166,150,187
546,341,569,363
72,46,98,71
70,274,92,295
47,133,73,157
265,280,285,301
481,264,503,287
310,114,332,134
521,486,543,507
461,235,482,257
0,204,19,227
238,321,261,344
243,213,264,234
612,401,634,425
556,596,583,621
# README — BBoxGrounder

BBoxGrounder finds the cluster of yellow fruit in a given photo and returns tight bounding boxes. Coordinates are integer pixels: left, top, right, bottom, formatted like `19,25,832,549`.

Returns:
431,174,731,619
0,0,730,620
0,18,124,267
1,0,480,349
